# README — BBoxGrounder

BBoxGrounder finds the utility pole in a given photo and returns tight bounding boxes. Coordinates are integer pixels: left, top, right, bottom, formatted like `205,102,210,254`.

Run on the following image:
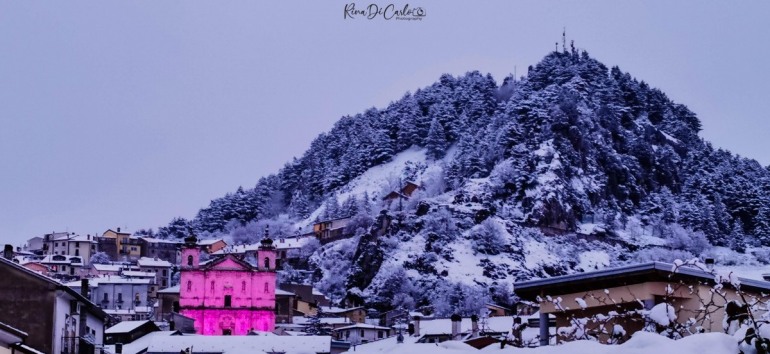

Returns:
562,27,566,53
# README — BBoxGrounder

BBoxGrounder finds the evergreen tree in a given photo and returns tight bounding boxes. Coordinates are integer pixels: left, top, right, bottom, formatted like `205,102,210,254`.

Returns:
425,118,447,160
289,190,311,220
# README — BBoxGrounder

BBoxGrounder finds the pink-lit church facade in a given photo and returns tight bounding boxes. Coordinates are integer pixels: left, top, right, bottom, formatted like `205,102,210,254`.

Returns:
179,232,277,335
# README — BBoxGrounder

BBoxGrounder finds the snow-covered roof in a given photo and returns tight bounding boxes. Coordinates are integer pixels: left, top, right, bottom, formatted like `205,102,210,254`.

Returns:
68,234,98,243
415,316,519,336
137,257,172,268
275,288,295,296
0,320,28,339
198,239,225,246
322,306,364,314
157,285,180,294
65,276,151,286
293,317,353,325
92,264,125,272
39,254,84,265
105,320,152,334
138,237,182,244
214,237,310,256
335,323,391,331
122,270,156,278
104,306,152,315
102,331,180,354
514,261,770,299
144,334,331,354
274,236,311,250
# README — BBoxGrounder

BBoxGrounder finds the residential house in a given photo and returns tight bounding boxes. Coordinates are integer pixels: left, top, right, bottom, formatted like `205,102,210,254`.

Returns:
513,261,770,345
67,275,153,322
90,263,128,277
39,254,86,279
104,320,160,345
0,247,108,354
334,323,391,344
485,303,511,317
275,289,296,324
138,237,181,264
214,235,313,270
15,260,50,276
382,181,422,205
101,331,181,354
313,217,352,243
198,239,227,254
101,228,141,261
322,306,366,324
137,257,173,295
41,232,98,264
156,285,180,322
42,232,72,256
23,236,44,255
121,270,161,299
279,284,331,316
179,233,277,335
66,234,98,265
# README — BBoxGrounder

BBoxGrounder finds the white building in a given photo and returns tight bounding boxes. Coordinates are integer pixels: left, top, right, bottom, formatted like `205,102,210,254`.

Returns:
66,276,152,322
335,323,391,344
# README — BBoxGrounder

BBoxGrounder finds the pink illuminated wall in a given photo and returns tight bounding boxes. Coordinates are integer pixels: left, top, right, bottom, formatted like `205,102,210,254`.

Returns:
179,243,277,335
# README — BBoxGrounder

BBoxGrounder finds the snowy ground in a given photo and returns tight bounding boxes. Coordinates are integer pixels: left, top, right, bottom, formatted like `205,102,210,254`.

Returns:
346,331,738,354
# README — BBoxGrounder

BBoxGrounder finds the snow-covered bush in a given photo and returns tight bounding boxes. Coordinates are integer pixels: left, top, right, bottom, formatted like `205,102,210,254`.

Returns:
752,248,770,264
89,252,111,264
664,224,711,255
632,248,695,263
469,219,506,255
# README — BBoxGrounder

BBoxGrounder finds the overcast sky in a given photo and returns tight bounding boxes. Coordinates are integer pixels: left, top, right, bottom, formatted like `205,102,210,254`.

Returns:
1,1,769,247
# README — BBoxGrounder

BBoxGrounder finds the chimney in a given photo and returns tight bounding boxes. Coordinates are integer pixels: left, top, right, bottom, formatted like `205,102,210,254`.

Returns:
79,279,89,341
117,227,121,233
3,245,13,260
705,258,715,270
451,314,462,340
471,314,479,337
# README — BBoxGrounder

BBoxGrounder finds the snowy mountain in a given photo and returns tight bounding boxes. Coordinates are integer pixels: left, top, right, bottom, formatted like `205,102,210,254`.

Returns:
144,49,770,315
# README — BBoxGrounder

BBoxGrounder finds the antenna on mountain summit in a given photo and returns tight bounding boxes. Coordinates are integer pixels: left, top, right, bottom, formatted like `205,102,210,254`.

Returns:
562,27,567,53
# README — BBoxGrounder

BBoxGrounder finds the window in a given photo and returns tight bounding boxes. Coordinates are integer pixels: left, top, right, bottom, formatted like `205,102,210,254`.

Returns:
223,329,232,335
378,331,384,339
187,281,192,291
117,293,123,303
187,255,193,266
360,330,365,337
264,282,269,294
162,270,167,276
211,281,215,292
75,249,79,256
264,257,270,269
242,281,246,292
224,295,232,307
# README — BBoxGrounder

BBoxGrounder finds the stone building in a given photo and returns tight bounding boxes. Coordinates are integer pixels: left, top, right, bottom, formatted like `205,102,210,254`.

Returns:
0,246,108,354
